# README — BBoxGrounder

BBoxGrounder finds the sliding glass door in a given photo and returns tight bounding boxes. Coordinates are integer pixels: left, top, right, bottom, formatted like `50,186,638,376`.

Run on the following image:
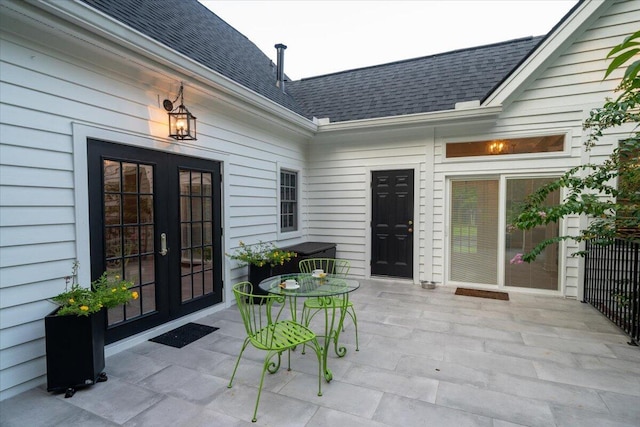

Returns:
505,177,559,290
449,176,560,291
450,180,499,285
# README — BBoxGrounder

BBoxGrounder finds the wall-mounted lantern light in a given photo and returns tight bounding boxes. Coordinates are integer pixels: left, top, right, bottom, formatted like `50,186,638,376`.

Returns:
163,83,197,140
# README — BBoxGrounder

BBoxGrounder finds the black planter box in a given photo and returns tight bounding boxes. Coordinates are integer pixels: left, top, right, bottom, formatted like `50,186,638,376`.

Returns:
271,242,336,275
248,264,272,296
45,308,106,396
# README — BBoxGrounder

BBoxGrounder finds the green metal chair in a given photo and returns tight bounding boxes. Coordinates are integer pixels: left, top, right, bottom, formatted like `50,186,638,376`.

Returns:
299,258,359,351
227,281,323,423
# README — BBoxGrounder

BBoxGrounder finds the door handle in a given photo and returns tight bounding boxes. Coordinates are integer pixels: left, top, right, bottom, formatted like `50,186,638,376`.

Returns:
159,233,168,256
408,220,413,225
408,228,413,233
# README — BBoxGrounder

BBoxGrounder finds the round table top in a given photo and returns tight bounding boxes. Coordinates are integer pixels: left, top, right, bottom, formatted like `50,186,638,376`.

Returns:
258,273,360,297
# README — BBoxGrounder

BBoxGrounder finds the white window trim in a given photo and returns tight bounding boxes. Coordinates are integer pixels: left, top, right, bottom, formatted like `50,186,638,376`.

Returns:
444,172,567,296
276,161,303,239
442,130,573,164
364,163,421,283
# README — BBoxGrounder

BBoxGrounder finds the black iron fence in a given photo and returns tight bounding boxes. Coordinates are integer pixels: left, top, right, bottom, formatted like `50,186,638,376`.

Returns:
584,239,639,344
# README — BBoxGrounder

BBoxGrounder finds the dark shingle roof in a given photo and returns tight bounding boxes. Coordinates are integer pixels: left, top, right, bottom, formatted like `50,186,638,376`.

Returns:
80,0,544,124
79,0,305,115
287,36,544,123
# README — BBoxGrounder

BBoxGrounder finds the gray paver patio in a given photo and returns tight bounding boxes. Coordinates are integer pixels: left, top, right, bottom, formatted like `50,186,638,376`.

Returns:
2,279,639,426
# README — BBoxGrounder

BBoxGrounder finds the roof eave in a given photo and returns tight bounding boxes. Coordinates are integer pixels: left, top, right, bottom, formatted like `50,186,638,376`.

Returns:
25,0,317,135
316,105,503,133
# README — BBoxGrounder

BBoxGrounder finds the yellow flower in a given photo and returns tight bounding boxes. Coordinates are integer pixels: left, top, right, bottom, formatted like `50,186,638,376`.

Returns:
112,288,117,293
132,291,139,300
115,275,120,280
80,305,89,311
121,286,127,290
69,298,75,303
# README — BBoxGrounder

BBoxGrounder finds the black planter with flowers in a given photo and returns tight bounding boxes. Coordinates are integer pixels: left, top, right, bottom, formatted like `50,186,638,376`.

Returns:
45,261,138,397
227,241,298,295
45,308,107,397
248,264,272,297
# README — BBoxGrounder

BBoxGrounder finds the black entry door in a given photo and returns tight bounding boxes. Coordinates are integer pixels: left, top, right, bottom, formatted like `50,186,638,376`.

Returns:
88,139,222,343
371,169,414,278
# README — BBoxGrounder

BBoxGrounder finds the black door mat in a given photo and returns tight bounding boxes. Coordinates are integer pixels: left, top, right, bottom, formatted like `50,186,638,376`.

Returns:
455,288,509,301
149,323,218,348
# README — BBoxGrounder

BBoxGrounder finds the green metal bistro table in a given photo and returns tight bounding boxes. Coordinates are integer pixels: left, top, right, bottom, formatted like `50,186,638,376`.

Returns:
259,272,359,382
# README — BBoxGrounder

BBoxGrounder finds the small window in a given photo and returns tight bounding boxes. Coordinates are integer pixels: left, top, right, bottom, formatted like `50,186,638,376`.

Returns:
280,169,297,232
446,135,564,158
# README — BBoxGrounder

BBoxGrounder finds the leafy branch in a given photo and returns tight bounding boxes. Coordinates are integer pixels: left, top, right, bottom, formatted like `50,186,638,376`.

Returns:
514,32,640,261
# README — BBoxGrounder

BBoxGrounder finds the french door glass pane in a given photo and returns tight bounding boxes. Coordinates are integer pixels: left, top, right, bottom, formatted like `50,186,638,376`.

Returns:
450,180,499,284
103,160,156,326
505,178,560,290
180,170,215,302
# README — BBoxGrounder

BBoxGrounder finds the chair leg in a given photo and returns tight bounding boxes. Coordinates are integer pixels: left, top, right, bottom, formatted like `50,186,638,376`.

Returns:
252,352,276,423
301,306,310,355
301,305,319,355
348,307,359,351
337,305,359,352
227,338,250,388
311,338,323,397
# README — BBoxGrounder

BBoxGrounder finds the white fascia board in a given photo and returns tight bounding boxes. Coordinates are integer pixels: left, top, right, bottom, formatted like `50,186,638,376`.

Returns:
317,105,502,133
484,0,614,107
23,0,317,135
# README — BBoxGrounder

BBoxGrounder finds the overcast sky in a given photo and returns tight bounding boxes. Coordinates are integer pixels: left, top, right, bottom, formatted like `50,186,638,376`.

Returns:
200,1,579,81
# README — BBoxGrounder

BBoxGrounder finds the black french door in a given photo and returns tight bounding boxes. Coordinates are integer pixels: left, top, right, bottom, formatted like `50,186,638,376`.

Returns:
371,169,414,278
87,139,222,343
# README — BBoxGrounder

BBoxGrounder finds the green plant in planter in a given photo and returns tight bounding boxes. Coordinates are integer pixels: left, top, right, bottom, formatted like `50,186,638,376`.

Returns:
52,261,139,316
226,241,297,267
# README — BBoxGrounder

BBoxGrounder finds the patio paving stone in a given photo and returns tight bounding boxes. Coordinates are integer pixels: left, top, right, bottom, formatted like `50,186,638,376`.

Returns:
533,360,640,397
597,391,640,425
522,333,619,356
549,404,639,427
435,381,556,427
373,393,494,426
443,347,538,378
123,396,204,427
576,354,640,374
484,340,580,366
2,279,639,426
60,376,164,424
451,323,525,343
341,363,439,403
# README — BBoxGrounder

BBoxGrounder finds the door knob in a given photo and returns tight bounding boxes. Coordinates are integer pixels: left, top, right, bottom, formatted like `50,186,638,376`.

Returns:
159,233,168,256
408,228,413,233
408,220,413,225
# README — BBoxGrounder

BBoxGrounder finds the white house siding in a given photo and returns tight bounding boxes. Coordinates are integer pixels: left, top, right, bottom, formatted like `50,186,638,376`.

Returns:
431,0,639,298
308,127,432,279
0,2,310,400
306,1,639,297
1,0,638,403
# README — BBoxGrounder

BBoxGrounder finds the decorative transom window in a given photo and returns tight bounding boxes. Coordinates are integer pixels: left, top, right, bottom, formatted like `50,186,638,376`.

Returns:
446,135,564,158
280,169,297,232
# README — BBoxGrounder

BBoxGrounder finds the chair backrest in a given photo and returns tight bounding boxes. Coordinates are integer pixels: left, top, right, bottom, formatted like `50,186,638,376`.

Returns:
232,282,287,346
299,258,350,277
